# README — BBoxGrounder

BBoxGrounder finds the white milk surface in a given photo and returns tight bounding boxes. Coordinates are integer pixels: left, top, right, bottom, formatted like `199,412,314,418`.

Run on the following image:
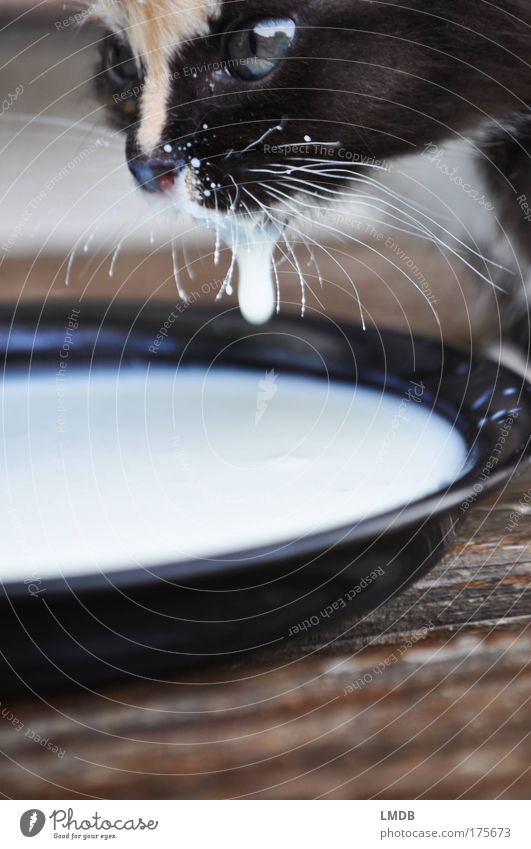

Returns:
1,367,466,581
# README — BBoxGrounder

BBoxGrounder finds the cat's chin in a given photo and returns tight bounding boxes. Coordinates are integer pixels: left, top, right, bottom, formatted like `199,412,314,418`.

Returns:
158,180,248,229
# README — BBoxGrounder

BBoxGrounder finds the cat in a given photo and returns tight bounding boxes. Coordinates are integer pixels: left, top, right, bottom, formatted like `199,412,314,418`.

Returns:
89,0,531,343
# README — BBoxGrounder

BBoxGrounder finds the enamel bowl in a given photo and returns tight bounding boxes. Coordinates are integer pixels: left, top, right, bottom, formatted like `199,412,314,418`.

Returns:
1,300,529,694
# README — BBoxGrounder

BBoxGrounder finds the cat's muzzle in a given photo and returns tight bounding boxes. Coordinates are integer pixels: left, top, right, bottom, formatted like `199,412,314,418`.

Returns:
128,155,186,194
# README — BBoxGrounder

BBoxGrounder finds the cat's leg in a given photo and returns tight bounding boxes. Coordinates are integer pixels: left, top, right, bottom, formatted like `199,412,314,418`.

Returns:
478,114,531,355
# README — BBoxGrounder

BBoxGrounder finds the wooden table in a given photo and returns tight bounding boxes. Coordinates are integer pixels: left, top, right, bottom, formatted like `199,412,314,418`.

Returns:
0,427,529,800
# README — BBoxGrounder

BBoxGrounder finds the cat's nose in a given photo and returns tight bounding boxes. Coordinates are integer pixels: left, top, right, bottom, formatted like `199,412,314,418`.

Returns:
128,156,185,193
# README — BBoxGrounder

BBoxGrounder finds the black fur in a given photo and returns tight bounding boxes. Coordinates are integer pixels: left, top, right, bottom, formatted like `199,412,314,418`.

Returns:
96,0,531,340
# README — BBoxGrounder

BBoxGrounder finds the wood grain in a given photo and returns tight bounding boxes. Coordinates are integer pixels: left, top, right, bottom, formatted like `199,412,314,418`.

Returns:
1,466,530,800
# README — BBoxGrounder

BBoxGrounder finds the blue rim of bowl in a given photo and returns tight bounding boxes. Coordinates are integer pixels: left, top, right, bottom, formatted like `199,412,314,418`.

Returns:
1,300,530,598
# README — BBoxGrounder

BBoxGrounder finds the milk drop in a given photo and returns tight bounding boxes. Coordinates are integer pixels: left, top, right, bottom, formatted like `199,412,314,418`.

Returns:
188,203,282,325
235,230,278,325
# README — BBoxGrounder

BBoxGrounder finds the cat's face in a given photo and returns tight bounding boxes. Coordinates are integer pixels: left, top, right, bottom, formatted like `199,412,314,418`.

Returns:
91,0,529,222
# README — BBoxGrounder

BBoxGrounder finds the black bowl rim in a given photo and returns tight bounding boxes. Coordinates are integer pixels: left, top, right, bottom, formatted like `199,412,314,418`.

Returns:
2,302,530,599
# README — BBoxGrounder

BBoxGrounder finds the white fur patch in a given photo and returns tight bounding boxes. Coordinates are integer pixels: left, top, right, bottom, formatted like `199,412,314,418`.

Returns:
90,0,222,154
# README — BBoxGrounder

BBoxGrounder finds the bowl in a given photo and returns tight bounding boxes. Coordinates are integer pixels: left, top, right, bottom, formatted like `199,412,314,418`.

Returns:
1,299,529,695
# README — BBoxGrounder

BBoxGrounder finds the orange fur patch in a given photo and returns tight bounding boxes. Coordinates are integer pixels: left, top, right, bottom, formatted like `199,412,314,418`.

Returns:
90,0,222,153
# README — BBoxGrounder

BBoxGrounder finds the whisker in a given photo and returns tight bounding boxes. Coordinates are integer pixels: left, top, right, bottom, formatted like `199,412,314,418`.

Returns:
108,236,126,279
238,122,284,155
271,249,281,314
228,174,241,212
283,235,306,316
287,156,388,171
65,240,79,287
264,174,509,292
213,190,221,266
268,182,441,325
171,238,188,300
264,182,440,329
218,216,238,299
341,170,513,274
246,185,360,324
270,141,341,151
82,229,97,254
249,162,446,222
349,190,511,287
182,238,196,281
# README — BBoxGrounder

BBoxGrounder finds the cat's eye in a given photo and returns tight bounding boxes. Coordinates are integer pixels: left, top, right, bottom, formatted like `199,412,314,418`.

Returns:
101,35,139,87
225,17,296,80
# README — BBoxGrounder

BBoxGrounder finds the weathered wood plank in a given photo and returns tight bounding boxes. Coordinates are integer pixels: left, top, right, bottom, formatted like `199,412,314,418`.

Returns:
0,629,529,799
1,470,530,799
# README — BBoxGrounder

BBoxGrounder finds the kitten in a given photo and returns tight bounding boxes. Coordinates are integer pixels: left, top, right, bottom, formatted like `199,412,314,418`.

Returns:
90,0,531,341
